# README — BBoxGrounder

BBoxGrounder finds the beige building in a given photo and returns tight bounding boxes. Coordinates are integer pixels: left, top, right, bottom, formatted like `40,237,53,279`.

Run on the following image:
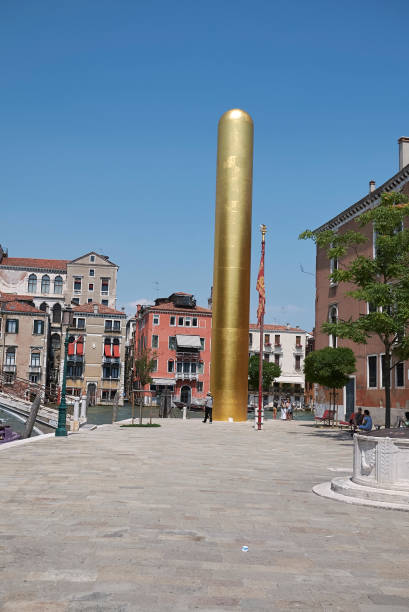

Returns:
0,294,47,386
66,252,118,309
63,303,126,405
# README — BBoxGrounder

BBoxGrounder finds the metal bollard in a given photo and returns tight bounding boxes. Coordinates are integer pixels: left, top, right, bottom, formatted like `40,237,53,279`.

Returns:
182,406,187,420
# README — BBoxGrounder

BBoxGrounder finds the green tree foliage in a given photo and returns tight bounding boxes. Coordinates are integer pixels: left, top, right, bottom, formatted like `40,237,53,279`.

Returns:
300,191,409,427
248,354,281,392
304,347,356,389
134,348,158,387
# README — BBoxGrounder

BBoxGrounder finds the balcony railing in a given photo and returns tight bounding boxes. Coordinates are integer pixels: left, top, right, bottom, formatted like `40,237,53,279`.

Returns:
28,365,42,373
175,372,199,381
103,356,120,364
3,364,16,373
104,327,121,333
68,355,84,363
294,344,303,352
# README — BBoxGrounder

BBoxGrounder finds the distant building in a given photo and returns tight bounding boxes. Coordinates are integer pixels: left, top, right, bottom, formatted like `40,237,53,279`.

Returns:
313,137,409,424
248,324,310,406
133,292,212,404
64,303,126,406
0,293,47,386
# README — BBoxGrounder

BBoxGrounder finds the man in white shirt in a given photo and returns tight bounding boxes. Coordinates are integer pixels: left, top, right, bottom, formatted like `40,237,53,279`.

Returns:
203,392,213,423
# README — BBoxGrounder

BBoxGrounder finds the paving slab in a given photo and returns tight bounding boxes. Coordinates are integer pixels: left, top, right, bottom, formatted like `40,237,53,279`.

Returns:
1,419,409,610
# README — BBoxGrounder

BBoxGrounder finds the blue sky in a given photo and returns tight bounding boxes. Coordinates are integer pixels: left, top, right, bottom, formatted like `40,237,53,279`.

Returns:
1,0,409,331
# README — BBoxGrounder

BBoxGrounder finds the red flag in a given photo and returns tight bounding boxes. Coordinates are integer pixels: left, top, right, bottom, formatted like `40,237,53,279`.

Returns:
256,242,265,325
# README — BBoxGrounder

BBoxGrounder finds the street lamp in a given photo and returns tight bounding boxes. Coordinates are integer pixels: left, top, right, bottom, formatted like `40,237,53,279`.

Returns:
55,306,74,437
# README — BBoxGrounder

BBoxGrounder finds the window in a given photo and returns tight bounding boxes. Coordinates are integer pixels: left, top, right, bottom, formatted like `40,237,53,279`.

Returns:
330,243,338,284
101,279,109,295
54,276,63,294
113,320,120,331
296,335,301,347
275,354,280,365
396,362,404,387
275,335,280,346
168,360,174,373
89,283,94,291
264,334,270,345
197,382,203,392
200,338,205,350
368,355,377,388
102,363,119,379
178,316,184,326
185,318,191,327
249,333,253,347
380,354,391,389
52,303,61,323
152,359,158,372
73,277,82,292
198,362,204,374
90,255,95,262
6,319,18,334
73,317,85,329
328,305,338,348
170,316,176,326
89,269,95,277
368,302,377,314
41,275,50,294
33,320,44,334
152,334,159,348
176,361,183,373
29,374,38,383
263,353,269,361
169,336,176,350
295,355,301,370
88,298,92,303
192,318,198,327
153,315,159,326
28,274,37,293
72,298,80,305
67,362,83,378
102,300,108,306
5,348,16,364
183,362,189,373
105,320,113,331
30,353,40,367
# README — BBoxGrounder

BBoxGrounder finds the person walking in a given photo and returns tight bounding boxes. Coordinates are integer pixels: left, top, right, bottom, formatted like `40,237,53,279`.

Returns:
203,392,213,423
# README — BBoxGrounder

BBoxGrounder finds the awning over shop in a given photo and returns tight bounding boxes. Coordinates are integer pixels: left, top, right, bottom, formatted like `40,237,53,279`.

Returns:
152,378,175,386
276,376,304,386
176,335,201,349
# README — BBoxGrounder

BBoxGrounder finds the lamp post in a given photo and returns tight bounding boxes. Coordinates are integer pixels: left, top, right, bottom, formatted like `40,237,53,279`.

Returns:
55,307,73,437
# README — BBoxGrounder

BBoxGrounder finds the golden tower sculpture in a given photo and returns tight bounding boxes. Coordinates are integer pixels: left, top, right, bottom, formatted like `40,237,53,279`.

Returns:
211,109,254,421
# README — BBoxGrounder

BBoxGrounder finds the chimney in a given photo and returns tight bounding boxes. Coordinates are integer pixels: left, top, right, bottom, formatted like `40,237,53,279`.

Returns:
369,180,376,193
93,304,98,314
398,137,409,170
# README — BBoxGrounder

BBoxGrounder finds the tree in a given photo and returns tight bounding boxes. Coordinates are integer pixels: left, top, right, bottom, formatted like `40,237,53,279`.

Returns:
304,347,356,414
300,191,409,427
248,354,281,392
133,348,157,424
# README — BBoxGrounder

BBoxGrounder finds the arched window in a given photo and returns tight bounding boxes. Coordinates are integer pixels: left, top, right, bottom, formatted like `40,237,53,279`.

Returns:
51,333,60,350
52,303,62,323
54,275,63,294
28,274,37,293
39,302,48,313
41,275,50,294
329,305,338,348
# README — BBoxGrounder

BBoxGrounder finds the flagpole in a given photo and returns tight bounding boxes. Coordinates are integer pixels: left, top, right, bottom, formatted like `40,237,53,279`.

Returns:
257,225,267,431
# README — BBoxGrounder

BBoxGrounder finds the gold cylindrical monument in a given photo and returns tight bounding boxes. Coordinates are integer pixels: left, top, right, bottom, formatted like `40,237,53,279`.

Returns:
211,108,253,422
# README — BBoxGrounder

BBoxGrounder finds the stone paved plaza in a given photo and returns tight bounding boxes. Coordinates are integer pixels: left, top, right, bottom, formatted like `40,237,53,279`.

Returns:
1,419,409,611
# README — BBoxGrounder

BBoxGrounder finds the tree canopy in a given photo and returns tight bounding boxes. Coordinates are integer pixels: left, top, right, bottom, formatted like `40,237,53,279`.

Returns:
248,354,281,391
304,347,356,389
134,348,157,387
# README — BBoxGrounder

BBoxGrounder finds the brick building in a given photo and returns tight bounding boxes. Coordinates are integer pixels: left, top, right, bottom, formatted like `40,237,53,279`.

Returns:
313,138,409,424
133,292,212,404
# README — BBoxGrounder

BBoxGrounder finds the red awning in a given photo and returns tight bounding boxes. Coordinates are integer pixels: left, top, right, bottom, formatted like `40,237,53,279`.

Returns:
68,342,75,356
113,344,120,358
104,344,111,357
76,340,84,356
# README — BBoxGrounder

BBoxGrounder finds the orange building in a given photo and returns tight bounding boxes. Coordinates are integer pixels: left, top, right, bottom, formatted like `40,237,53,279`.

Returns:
134,292,212,404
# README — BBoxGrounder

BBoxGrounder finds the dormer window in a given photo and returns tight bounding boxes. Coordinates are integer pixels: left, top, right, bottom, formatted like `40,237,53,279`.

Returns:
90,255,95,262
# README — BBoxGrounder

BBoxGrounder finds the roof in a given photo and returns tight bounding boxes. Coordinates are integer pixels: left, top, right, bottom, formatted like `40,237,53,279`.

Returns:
0,257,69,271
71,302,125,316
0,292,34,302
146,301,211,314
0,300,44,314
314,163,409,232
249,324,307,333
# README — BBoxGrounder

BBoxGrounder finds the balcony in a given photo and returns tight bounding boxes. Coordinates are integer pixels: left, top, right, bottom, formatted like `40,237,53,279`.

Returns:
294,344,303,352
176,351,202,361
3,364,16,373
264,343,272,351
104,326,121,333
102,375,120,380
28,365,42,373
69,325,86,331
68,355,84,363
103,356,120,364
175,372,199,381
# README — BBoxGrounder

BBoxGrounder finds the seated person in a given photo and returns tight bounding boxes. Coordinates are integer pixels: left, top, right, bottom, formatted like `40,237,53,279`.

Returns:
358,409,373,432
397,411,409,428
349,408,363,427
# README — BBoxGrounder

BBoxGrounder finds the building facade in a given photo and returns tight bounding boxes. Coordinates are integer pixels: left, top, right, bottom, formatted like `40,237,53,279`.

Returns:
0,294,48,387
133,292,212,404
248,324,309,406
63,303,126,406
314,137,409,424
